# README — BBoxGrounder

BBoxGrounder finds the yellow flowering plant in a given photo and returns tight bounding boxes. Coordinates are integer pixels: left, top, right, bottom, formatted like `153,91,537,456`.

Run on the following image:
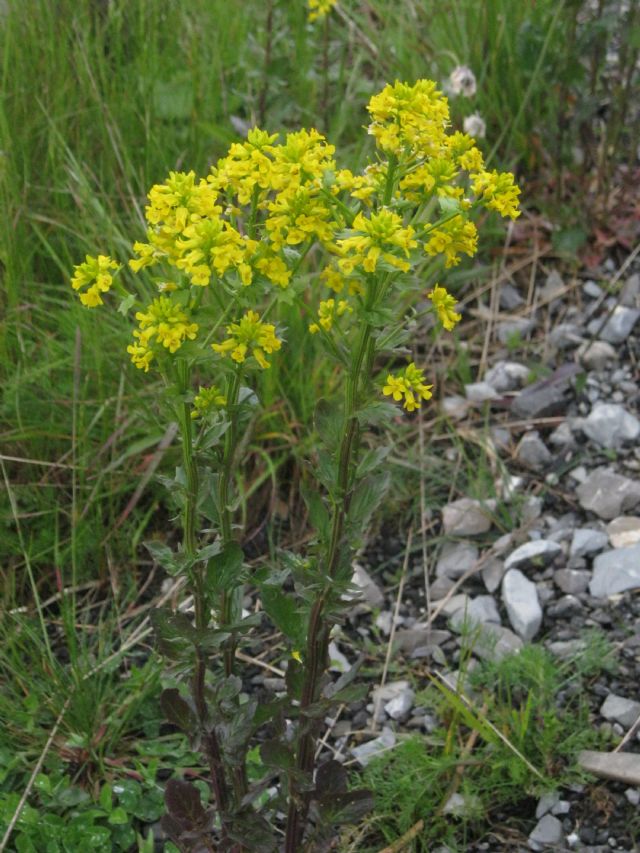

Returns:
70,79,519,851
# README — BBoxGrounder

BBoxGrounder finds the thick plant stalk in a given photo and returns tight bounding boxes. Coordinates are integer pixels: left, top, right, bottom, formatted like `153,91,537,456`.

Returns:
284,297,377,852
177,396,232,829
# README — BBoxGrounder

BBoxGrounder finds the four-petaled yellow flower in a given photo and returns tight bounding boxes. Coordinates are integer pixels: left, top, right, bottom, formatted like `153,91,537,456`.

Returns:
471,169,521,220
212,310,282,369
308,0,337,22
127,297,198,371
71,254,119,307
338,210,417,275
428,285,461,331
309,298,352,334
383,362,433,412
191,386,227,419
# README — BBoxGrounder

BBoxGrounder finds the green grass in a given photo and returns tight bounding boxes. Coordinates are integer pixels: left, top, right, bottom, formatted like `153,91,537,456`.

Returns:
354,636,614,852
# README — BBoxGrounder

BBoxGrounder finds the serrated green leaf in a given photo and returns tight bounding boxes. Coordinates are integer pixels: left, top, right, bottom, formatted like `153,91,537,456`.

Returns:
206,541,244,594
260,587,306,646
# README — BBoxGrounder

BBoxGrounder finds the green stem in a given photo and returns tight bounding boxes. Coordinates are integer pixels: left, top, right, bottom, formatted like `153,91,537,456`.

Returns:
176,375,231,832
284,277,378,851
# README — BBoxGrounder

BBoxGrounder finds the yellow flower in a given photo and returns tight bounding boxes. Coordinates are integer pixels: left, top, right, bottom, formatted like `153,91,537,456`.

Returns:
269,128,336,192
255,253,292,288
71,254,119,307
191,385,227,419
366,79,450,157
209,128,278,206
265,186,335,252
308,298,352,334
291,649,303,663
471,169,521,219
212,310,282,369
338,210,417,275
383,362,433,412
308,0,337,22
424,217,478,268
320,266,364,297
427,285,461,330
127,296,198,371
177,217,257,286
146,171,220,234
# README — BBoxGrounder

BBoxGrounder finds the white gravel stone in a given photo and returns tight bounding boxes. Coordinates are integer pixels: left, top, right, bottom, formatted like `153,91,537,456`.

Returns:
590,543,640,597
450,595,501,632
482,557,506,593
577,339,618,370
441,395,470,420
600,694,640,728
576,468,640,520
384,688,415,720
351,728,396,766
588,305,640,343
570,527,609,558
578,750,640,786
554,569,591,595
473,623,523,661
502,569,543,641
505,540,562,571
483,361,530,392
351,563,384,608
581,402,640,449
535,791,560,818
436,542,479,579
528,814,563,850
464,381,499,402
515,431,553,470
497,317,535,344
607,516,640,548
442,497,495,536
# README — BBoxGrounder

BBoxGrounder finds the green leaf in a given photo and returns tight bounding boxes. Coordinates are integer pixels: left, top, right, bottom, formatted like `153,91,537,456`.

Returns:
164,779,207,831
300,483,330,542
150,609,196,660
206,541,244,594
260,587,306,646
107,807,129,825
356,445,390,479
355,401,398,426
314,399,343,450
349,472,391,527
144,540,182,575
259,738,294,770
160,688,197,734
98,783,112,812
117,293,136,315
316,789,374,825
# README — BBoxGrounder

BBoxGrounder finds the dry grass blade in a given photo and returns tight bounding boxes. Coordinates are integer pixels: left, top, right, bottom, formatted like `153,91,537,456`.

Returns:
375,819,425,853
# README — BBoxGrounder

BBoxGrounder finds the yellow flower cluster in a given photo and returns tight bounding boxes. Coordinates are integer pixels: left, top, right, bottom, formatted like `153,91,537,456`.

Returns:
308,298,352,334
212,310,282,369
71,255,119,307
69,78,520,382
428,285,461,330
383,363,434,412
338,210,417,275
424,219,478,268
191,385,227,419
127,297,198,372
308,0,338,22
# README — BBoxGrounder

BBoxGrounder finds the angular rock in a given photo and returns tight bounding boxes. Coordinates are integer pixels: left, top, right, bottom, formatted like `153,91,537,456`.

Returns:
576,468,640,520
482,557,506,593
442,497,495,536
548,421,575,449
497,317,535,344
515,431,553,470
499,282,524,311
581,402,640,449
554,568,590,595
505,540,562,571
578,750,640,786
511,364,578,419
484,361,530,393
394,627,450,656
621,272,640,308
441,395,470,420
464,381,499,402
570,528,608,559
450,595,501,632
502,569,543,641
528,814,563,851
590,543,640,596
607,516,640,549
352,563,384,608
600,693,640,728
577,339,618,371
351,728,396,766
385,688,415,720
588,305,640,344
473,623,523,661
535,791,560,819
436,542,479,579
